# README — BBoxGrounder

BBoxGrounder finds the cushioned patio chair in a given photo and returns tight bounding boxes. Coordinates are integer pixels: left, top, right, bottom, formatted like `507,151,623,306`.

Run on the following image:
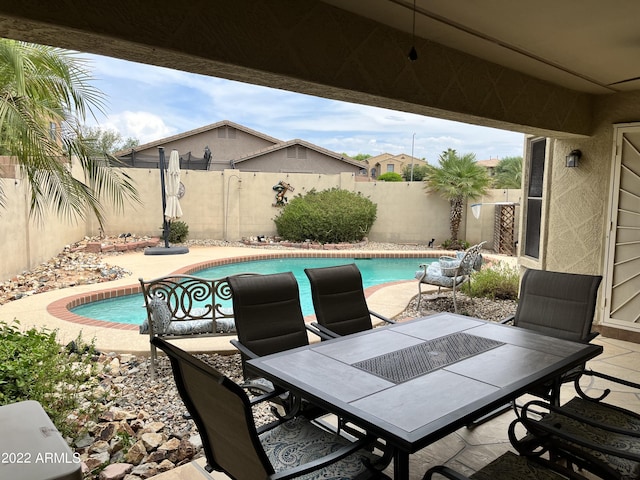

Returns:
468,268,602,427
416,241,485,313
304,263,395,338
423,450,589,480
152,337,390,480
514,394,640,480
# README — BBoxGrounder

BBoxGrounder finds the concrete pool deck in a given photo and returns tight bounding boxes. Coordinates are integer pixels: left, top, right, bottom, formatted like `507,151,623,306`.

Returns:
0,245,453,355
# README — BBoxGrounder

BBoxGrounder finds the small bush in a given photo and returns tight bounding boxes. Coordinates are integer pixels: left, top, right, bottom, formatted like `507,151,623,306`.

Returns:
469,262,520,300
0,320,102,438
442,239,470,250
168,220,189,243
273,188,377,243
377,172,403,182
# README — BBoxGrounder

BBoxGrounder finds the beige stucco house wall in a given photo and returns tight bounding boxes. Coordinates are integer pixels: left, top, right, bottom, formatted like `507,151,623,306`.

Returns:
518,91,640,338
366,153,427,179
115,120,367,175
233,139,366,175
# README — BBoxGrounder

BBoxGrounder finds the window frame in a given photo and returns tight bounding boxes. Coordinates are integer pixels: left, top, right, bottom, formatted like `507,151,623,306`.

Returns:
520,136,551,268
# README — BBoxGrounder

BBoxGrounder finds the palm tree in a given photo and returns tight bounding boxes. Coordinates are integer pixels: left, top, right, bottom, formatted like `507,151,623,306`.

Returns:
493,156,522,189
423,148,490,247
0,39,139,226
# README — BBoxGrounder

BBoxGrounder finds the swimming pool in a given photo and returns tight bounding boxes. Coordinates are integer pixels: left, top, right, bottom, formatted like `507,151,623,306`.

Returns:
71,256,435,325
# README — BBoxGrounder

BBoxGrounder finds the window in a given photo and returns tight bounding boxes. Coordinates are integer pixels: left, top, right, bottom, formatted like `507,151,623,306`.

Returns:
524,138,546,258
387,164,394,173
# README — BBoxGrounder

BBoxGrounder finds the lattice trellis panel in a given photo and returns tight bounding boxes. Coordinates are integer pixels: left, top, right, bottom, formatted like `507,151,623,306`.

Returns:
494,204,516,255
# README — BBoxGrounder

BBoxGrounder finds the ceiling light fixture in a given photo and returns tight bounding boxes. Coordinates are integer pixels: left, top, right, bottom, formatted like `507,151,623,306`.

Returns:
408,0,418,61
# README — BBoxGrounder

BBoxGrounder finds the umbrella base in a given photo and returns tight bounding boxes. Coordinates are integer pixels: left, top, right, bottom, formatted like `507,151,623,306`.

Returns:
144,246,190,256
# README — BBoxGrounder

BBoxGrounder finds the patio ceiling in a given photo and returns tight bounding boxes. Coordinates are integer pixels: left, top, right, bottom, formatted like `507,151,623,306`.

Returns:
325,0,640,95
0,1,637,134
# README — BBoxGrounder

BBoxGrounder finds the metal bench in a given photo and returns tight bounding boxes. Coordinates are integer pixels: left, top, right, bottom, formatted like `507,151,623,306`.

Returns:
138,274,236,377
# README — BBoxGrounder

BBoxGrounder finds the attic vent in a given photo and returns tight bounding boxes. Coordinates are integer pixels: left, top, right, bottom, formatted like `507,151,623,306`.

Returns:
287,146,306,159
217,127,236,139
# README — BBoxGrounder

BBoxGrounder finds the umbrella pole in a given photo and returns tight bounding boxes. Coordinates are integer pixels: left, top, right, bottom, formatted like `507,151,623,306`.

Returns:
158,147,170,248
144,147,188,255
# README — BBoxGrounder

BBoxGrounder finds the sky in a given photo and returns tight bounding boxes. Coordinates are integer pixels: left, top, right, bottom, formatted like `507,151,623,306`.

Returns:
84,53,525,163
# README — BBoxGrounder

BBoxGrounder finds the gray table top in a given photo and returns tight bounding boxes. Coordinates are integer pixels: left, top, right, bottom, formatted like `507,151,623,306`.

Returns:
248,312,603,452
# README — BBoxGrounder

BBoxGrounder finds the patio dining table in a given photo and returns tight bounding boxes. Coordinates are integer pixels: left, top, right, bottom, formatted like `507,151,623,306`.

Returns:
247,312,603,479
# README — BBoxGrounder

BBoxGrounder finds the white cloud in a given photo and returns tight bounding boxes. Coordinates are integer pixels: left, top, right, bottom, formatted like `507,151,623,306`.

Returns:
83,53,525,161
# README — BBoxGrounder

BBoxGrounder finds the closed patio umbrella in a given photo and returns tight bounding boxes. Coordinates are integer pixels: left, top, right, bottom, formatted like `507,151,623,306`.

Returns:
164,149,183,222
145,147,188,255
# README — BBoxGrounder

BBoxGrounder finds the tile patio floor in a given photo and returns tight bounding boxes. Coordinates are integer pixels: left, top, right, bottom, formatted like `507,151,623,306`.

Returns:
150,335,640,479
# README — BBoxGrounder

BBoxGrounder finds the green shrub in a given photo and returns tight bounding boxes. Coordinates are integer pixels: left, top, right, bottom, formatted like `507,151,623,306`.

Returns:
168,220,189,243
0,320,102,438
442,239,470,250
469,262,520,300
377,172,403,182
273,188,377,243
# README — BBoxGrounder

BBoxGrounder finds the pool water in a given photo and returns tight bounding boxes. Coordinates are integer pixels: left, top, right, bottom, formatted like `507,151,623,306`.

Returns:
71,257,434,325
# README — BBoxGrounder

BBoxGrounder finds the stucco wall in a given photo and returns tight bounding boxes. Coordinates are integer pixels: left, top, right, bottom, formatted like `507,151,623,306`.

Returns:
236,147,362,174
0,176,87,279
0,165,513,280
522,92,640,276
518,91,640,329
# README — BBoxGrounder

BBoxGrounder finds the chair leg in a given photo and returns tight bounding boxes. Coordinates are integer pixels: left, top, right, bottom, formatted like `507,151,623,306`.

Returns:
417,282,422,311
452,284,458,313
150,341,157,379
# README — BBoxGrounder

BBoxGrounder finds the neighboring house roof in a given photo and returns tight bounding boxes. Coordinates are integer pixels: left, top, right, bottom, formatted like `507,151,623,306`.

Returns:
112,119,282,157
232,139,366,169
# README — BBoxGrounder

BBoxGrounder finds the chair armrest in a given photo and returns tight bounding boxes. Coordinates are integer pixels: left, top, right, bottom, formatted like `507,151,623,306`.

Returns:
500,314,515,325
585,331,599,342
575,369,640,402
305,323,334,340
230,339,259,359
517,400,640,461
422,465,470,480
248,389,281,406
310,322,341,339
369,309,396,324
269,434,375,480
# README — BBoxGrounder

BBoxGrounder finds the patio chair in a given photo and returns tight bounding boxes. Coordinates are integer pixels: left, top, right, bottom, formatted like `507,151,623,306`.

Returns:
505,268,602,405
423,450,589,480
151,337,391,480
416,241,485,313
304,263,395,338
227,272,328,415
468,268,602,427
514,393,640,480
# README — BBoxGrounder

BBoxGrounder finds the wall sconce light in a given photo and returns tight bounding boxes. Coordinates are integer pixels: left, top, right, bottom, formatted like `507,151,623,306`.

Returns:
566,149,582,168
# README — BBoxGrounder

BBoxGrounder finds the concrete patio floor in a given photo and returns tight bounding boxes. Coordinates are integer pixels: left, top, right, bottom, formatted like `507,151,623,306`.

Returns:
1,245,636,479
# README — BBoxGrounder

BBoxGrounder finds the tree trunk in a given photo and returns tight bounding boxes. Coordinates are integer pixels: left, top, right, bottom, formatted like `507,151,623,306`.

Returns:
449,197,463,241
